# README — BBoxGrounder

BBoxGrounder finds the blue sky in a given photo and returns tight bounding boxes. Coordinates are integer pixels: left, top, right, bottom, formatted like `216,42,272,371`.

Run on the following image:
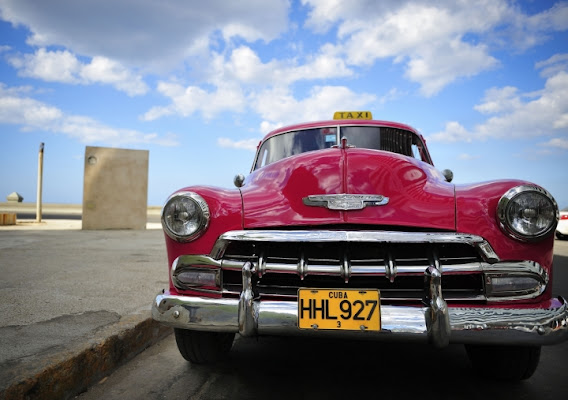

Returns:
0,0,567,208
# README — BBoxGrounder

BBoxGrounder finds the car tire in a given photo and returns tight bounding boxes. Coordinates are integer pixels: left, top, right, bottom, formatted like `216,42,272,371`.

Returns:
465,344,541,381
556,231,567,240
174,328,235,364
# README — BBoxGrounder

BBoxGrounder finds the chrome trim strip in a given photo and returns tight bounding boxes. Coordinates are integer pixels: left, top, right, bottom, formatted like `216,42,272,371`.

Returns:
171,255,222,294
210,230,500,263
152,294,240,332
175,254,221,268
152,293,568,346
215,230,486,245
303,194,389,210
482,261,548,301
174,255,547,302
223,259,485,275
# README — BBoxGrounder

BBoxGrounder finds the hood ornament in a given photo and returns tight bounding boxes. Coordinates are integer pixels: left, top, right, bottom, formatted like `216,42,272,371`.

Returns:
303,194,389,211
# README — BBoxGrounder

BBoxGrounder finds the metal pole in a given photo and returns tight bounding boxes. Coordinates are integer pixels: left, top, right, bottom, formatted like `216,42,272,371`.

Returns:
36,143,44,223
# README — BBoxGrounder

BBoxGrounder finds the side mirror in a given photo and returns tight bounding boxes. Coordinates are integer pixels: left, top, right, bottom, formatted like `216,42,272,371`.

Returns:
442,169,454,183
234,174,245,188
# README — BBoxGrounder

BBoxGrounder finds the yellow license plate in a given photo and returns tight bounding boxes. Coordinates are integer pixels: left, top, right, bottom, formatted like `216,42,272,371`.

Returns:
298,289,381,331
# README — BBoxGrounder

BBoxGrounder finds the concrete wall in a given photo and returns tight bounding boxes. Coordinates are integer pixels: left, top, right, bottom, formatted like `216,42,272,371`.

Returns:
82,147,149,230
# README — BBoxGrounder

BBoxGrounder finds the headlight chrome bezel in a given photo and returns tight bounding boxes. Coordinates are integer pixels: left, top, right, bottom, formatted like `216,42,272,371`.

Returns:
162,191,210,242
497,185,559,242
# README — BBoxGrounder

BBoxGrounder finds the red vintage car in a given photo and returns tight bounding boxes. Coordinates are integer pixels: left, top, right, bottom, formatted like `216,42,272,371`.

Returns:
152,111,568,380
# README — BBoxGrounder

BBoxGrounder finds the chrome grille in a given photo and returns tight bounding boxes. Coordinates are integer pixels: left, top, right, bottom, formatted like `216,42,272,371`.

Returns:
218,233,488,302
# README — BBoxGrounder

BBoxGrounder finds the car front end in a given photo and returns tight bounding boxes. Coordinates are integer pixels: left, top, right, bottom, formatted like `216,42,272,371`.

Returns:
152,112,568,380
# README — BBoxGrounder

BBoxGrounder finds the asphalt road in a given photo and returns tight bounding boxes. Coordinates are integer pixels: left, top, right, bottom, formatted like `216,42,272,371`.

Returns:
78,240,568,400
14,212,162,224
16,212,82,220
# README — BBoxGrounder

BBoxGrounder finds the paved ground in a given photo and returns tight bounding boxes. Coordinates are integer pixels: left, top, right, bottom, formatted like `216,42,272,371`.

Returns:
1,204,567,399
0,205,171,400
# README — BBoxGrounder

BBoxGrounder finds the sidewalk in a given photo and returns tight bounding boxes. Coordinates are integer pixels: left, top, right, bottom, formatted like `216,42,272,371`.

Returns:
0,211,171,400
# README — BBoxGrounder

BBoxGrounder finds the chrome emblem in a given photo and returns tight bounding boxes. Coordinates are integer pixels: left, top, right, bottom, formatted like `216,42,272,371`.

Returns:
303,194,389,211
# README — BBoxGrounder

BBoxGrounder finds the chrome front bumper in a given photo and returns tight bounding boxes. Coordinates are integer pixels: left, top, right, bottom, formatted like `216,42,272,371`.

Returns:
152,292,568,346
152,262,568,347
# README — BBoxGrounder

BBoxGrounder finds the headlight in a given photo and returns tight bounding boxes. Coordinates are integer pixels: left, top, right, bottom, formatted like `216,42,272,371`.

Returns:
162,191,210,242
497,185,559,241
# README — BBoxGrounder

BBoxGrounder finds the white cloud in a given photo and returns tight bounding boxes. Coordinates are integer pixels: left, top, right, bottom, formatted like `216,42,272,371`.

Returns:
429,121,473,143
536,53,568,78
8,48,148,96
80,56,148,96
143,44,355,122
506,2,568,50
146,83,376,135
58,115,179,146
8,48,81,83
0,84,178,146
303,0,402,34
260,120,282,134
429,68,568,145
405,39,498,97
141,81,246,121
215,85,377,150
302,0,567,96
0,0,290,70
475,71,568,135
540,137,568,150
0,92,62,126
3,0,567,138
252,85,376,127
473,86,522,114
214,45,353,85
458,153,480,161
217,137,259,151
225,47,269,83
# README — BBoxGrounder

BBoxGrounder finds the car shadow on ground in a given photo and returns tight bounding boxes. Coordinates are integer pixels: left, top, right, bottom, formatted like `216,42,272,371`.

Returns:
180,335,563,400
553,254,568,298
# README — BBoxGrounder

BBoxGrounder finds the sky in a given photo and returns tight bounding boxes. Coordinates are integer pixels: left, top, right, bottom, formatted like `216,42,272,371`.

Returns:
0,0,567,209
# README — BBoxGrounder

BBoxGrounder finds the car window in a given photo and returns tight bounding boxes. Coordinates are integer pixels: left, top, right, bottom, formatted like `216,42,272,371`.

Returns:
254,127,337,169
342,126,431,163
341,126,414,157
254,126,429,170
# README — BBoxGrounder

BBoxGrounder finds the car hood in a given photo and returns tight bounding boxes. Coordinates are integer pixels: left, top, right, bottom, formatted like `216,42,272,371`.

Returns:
240,148,456,230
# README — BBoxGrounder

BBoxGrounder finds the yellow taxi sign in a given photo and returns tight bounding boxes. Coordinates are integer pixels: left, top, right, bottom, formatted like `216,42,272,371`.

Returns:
333,111,373,120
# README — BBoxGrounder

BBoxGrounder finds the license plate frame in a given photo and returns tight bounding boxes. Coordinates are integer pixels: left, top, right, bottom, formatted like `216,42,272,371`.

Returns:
297,288,381,331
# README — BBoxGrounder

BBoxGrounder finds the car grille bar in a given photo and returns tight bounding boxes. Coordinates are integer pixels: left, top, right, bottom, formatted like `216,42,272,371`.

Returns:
212,230,493,302
220,258,485,277
211,230,499,262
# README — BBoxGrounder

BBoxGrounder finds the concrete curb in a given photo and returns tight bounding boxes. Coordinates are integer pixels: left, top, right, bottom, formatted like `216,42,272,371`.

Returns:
0,313,171,400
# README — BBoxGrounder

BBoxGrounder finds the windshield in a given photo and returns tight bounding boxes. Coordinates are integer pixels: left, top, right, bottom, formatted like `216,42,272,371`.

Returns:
254,125,430,170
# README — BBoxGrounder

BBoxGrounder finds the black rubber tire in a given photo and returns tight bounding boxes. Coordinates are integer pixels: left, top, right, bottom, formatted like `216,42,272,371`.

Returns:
174,329,235,364
465,344,541,381
557,231,567,240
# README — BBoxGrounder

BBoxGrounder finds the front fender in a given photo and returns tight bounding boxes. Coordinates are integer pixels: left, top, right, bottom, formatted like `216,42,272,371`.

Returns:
163,186,243,284
456,180,555,298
